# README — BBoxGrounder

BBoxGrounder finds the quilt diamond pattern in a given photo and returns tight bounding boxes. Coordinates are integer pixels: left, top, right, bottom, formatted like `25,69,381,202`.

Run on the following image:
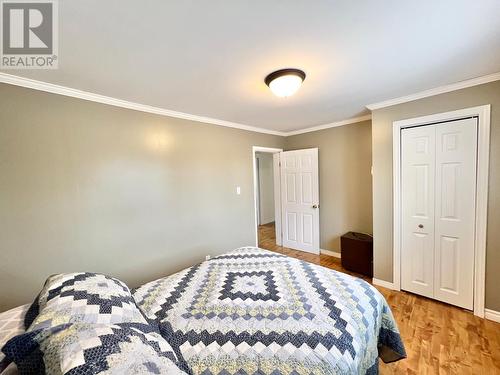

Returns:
219,271,279,302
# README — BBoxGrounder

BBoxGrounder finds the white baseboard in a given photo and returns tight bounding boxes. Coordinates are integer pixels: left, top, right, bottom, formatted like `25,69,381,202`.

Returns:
485,309,500,323
320,249,341,258
372,278,398,290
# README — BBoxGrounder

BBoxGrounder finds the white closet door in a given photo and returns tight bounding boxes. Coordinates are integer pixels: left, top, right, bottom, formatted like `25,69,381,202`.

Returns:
433,118,477,309
280,148,319,254
401,125,436,298
401,118,477,310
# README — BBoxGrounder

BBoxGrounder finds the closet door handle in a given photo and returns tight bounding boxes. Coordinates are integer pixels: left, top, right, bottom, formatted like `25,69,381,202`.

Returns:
418,224,424,229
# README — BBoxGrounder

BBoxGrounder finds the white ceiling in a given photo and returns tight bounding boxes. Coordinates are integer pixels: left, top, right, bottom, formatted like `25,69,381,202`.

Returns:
3,0,500,132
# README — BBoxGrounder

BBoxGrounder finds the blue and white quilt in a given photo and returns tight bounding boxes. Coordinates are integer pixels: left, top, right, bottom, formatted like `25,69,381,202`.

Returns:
133,247,406,375
1,273,186,375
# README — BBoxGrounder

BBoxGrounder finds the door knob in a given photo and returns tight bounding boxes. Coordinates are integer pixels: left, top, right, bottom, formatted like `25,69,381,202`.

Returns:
418,224,424,229
312,205,319,209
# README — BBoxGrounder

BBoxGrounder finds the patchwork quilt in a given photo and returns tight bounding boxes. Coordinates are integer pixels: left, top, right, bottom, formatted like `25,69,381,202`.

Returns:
133,247,406,375
2,322,184,374
1,273,185,374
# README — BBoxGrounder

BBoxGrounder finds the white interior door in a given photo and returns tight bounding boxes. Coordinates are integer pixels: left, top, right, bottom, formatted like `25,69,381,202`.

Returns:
401,118,477,310
433,118,477,309
280,148,319,254
401,125,436,299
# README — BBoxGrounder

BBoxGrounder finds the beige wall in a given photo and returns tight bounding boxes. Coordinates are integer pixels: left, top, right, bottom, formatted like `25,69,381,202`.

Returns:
3,79,498,312
0,83,284,311
371,80,500,311
285,121,373,252
256,152,275,225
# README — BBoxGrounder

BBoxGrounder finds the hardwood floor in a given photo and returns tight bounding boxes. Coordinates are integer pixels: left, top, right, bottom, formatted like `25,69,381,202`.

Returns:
258,222,500,374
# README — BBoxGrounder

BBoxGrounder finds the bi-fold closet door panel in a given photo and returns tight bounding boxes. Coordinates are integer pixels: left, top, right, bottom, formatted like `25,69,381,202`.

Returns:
401,118,477,310
401,125,436,299
433,119,477,309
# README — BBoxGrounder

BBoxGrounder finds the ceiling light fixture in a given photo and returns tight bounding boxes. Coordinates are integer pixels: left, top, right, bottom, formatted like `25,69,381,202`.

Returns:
265,68,306,98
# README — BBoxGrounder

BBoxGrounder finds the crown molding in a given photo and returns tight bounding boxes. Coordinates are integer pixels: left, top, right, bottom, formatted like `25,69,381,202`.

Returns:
0,73,374,137
0,72,287,136
12,72,497,137
366,72,500,111
285,115,372,136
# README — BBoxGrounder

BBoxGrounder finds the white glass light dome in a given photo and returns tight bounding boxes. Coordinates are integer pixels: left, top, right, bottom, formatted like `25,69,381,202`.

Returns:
265,69,306,98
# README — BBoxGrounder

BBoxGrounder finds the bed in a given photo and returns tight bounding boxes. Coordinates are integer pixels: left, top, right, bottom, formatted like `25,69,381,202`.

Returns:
133,247,405,374
1,247,405,374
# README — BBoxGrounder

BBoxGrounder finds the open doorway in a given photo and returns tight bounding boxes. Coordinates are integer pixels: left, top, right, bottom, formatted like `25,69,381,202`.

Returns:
256,151,276,248
253,146,320,254
252,147,282,250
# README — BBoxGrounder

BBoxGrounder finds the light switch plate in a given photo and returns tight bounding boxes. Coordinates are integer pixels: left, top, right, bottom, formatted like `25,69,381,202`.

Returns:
236,186,241,195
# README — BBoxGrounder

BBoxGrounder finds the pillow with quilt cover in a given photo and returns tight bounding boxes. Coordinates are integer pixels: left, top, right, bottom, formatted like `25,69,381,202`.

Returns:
24,273,149,330
2,322,186,374
1,273,187,374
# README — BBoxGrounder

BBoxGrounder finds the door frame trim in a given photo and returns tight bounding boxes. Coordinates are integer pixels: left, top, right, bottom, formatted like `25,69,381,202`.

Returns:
392,105,490,318
252,146,283,247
